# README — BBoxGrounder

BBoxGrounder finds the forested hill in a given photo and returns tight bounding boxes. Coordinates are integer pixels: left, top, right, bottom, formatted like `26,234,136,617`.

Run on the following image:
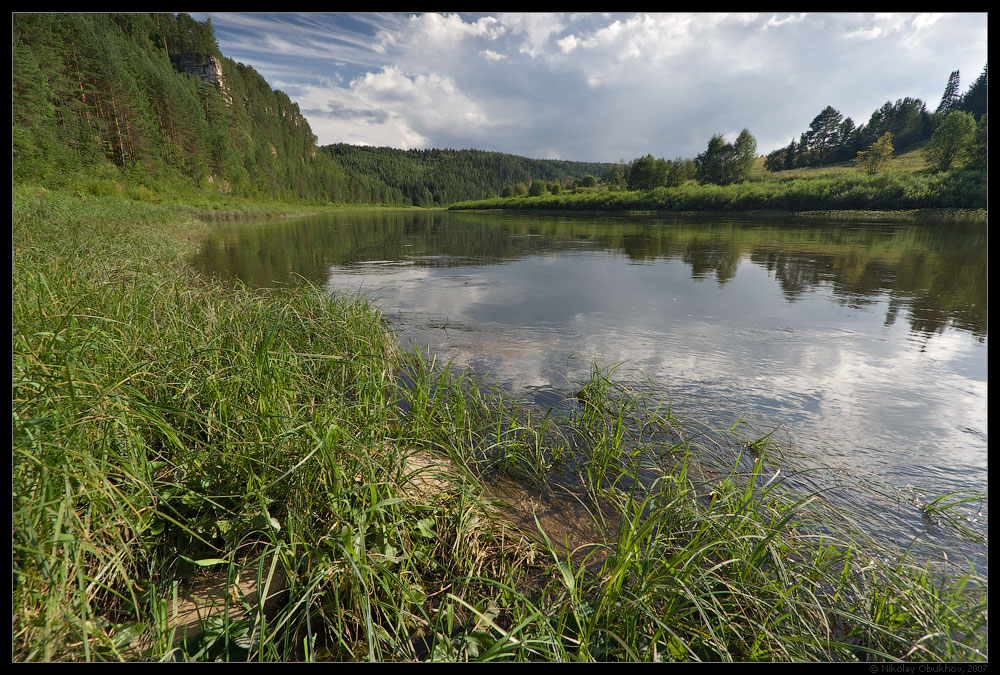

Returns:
323,144,618,207
13,13,615,206
13,13,406,203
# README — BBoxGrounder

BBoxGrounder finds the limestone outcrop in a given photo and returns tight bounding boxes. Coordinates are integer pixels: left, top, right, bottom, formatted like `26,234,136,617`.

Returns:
170,53,232,105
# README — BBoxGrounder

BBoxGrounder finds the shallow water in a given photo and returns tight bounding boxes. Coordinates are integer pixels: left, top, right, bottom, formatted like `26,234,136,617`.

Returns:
192,209,987,567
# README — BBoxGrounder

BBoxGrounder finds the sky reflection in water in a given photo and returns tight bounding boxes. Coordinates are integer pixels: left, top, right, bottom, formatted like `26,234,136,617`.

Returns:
193,210,987,557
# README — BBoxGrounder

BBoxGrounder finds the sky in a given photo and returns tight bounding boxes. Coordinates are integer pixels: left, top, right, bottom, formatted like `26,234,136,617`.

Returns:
191,12,988,163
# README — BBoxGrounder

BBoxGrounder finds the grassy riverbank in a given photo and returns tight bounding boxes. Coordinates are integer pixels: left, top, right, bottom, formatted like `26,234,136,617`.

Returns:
449,168,987,214
13,188,987,661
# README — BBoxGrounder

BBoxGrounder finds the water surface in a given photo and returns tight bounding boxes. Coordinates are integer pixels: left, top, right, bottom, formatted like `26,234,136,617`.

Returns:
192,210,987,563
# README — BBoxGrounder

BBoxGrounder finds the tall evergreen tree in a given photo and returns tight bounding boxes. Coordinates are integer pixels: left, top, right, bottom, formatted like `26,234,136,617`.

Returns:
784,138,798,170
664,158,692,186
957,63,987,119
836,117,858,161
935,70,962,115
802,106,844,165
863,98,931,150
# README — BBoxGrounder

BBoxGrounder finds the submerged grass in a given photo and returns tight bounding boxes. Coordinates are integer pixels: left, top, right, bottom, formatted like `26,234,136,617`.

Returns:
12,188,987,661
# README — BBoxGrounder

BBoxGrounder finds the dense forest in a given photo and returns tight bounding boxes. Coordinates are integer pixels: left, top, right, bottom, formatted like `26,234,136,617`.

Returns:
13,13,394,203
12,13,615,206
325,144,616,207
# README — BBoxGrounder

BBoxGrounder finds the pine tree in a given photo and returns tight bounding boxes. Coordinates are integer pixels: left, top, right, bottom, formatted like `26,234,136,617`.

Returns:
802,106,844,165
784,139,797,170
836,117,858,161
935,70,961,115
664,158,691,186
863,98,931,150
763,148,785,173
957,64,987,119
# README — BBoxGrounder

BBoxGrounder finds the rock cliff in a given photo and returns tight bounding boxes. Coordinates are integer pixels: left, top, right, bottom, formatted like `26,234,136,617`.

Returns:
170,53,232,105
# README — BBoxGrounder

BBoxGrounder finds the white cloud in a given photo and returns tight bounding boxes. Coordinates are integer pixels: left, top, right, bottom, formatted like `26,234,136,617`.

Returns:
308,112,429,150
579,13,695,60
556,34,579,53
842,13,910,40
843,25,886,40
288,65,495,149
200,12,988,160
498,12,566,57
759,12,808,31
354,67,491,129
480,49,508,62
911,13,945,31
376,12,505,56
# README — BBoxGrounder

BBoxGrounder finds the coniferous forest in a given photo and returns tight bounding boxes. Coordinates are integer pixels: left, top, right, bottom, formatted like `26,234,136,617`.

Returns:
13,13,615,206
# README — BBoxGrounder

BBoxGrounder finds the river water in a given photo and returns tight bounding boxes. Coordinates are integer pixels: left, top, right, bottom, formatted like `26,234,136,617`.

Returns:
192,209,987,567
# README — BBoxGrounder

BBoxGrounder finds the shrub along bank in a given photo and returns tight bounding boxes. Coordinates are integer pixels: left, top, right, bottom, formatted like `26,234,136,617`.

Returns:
449,169,987,213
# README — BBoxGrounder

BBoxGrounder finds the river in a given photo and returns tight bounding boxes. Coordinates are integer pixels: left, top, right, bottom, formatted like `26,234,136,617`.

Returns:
192,209,987,568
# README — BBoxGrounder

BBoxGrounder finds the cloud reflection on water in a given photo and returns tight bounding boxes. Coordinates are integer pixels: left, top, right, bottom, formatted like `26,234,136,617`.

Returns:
323,243,986,501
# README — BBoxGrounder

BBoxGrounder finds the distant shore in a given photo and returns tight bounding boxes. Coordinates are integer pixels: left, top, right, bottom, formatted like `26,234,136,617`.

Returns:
449,169,987,216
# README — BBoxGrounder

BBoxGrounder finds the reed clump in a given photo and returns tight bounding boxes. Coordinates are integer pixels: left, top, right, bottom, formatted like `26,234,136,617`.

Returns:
12,188,986,661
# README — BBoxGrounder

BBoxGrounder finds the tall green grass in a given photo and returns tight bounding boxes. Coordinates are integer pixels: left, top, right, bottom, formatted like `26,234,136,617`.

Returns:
13,188,987,661
387,362,988,661
13,188,526,660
